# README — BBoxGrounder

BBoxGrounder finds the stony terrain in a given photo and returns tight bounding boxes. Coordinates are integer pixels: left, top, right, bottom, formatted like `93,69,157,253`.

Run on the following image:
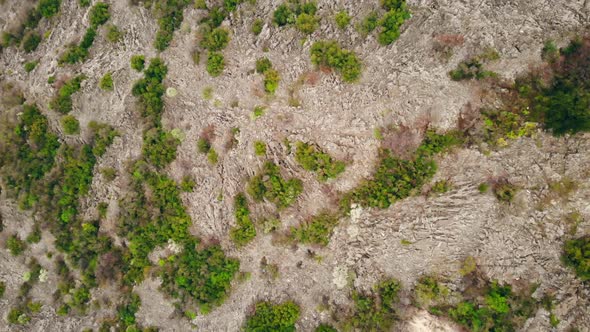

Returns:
1,0,589,331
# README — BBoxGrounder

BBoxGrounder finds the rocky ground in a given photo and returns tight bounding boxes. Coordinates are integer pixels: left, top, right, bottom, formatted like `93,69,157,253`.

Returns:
1,0,590,331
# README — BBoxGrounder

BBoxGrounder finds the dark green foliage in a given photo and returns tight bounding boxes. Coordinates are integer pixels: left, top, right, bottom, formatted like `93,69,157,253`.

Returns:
230,193,256,247
291,212,339,246
7,234,26,255
132,58,168,123
273,1,318,34
295,142,345,181
154,0,191,51
39,0,61,18
131,55,145,71
206,52,225,77
88,121,119,157
315,324,337,332
50,75,84,114
377,4,411,45
252,18,264,35
247,162,303,209
89,3,110,27
26,225,42,243
357,12,379,35
201,6,226,29
79,0,91,7
563,236,590,281
342,130,459,210
245,301,300,332
0,281,5,298
256,57,273,73
24,61,38,73
117,292,141,328
414,275,448,308
22,32,41,53
310,40,362,82
99,72,114,91
493,182,517,203
335,11,351,29
522,37,590,135
142,128,180,168
160,239,240,308
200,28,230,51
0,105,60,208
197,138,211,153
450,58,497,81
346,278,401,331
223,0,244,12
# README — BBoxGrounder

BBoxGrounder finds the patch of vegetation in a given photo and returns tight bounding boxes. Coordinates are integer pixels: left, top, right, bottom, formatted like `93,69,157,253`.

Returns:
377,1,411,45
0,104,60,208
24,61,38,72
244,301,300,332
207,148,219,164
450,57,497,81
478,182,489,193
130,55,145,71
315,324,337,332
39,0,62,18
291,212,339,246
252,18,264,35
493,181,518,203
200,27,230,51
295,142,345,181
153,0,191,51
252,105,266,119
79,0,91,7
247,162,303,209
335,10,351,29
106,25,122,43
117,292,141,329
180,176,196,192
342,130,461,210
61,115,80,135
206,52,225,77
254,58,280,94
310,40,362,82
132,57,168,123
413,275,449,308
142,128,180,168
273,1,319,35
356,12,379,35
431,180,451,194
253,141,266,156
563,236,590,281
59,3,110,64
0,281,5,298
230,193,256,247
99,72,114,91
344,278,401,331
22,32,41,53
7,234,27,255
50,75,85,114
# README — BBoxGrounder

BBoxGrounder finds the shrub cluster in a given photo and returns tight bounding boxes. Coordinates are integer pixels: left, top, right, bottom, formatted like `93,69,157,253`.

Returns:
142,128,180,168
130,55,145,71
50,75,85,114
449,58,497,81
99,72,114,91
61,115,80,135
377,1,411,45
563,236,590,281
295,142,345,181
335,10,351,29
273,1,319,34
59,2,110,64
153,0,191,51
131,57,168,123
230,193,256,247
291,212,339,246
345,278,401,330
0,0,60,52
247,162,303,209
342,130,460,210
310,41,362,82
245,301,300,331
255,57,280,94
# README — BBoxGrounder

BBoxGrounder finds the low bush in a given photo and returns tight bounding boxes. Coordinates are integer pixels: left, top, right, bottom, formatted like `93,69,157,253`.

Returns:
117,292,141,328
106,25,122,43
89,3,110,28
200,27,230,51
130,55,145,71
291,212,339,246
450,58,497,81
252,18,264,35
273,1,318,34
7,234,26,255
207,148,219,164
59,3,110,64
153,0,191,51
24,61,38,72
493,181,518,203
345,278,401,330
61,115,80,135
356,12,379,35
50,75,85,114
413,275,448,308
377,4,411,45
253,141,266,156
22,32,41,53
295,142,345,181
99,72,114,91
230,193,256,247
247,162,303,209
180,176,196,192
315,324,337,332
206,52,225,77
39,0,61,18
256,57,272,73
310,40,362,82
245,301,300,332
563,236,590,281
132,57,168,123
335,11,351,29
142,128,180,168
0,281,5,298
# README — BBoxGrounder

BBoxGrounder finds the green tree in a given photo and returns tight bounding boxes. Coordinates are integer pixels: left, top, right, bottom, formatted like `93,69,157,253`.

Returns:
201,27,230,51
89,2,110,28
335,11,351,29
207,52,225,77
131,55,145,71
61,115,80,135
563,236,590,281
99,72,114,91
245,301,300,332
38,0,61,18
